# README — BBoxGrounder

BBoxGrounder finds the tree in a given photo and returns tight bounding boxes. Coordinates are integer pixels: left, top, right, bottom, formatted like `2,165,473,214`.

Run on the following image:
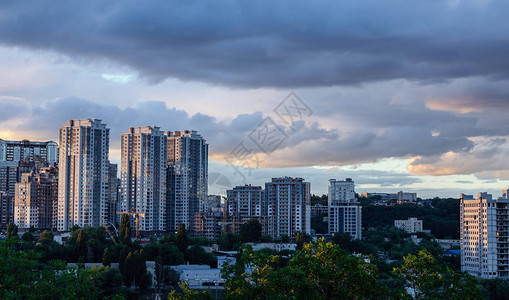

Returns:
123,252,136,287
168,282,212,300
76,229,87,261
6,222,18,239
155,256,165,289
39,230,54,243
102,248,112,266
240,219,262,242
480,278,509,300
22,231,34,243
295,232,311,251
133,249,151,290
89,265,123,298
119,213,131,245
280,234,290,243
260,234,273,242
393,250,481,299
0,240,102,298
218,232,242,251
222,239,383,299
177,223,189,253
185,245,217,267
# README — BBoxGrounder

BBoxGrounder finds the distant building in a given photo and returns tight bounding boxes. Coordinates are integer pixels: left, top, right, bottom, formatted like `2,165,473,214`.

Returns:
225,185,270,236
311,204,328,217
57,119,110,231
194,211,223,241
14,167,58,229
328,178,362,239
120,126,167,233
0,139,58,228
194,195,224,240
460,191,509,279
265,177,311,238
107,163,119,226
394,217,423,233
166,130,208,234
361,191,417,202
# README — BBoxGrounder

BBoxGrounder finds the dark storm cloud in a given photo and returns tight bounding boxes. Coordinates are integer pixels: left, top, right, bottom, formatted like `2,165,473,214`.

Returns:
16,97,336,156
0,96,476,168
0,0,508,87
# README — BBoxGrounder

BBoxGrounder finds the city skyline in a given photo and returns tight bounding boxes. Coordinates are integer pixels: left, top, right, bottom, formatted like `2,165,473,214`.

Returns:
2,1,509,198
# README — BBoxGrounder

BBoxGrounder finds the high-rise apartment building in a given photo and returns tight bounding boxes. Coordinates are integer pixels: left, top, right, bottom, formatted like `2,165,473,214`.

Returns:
107,163,119,226
265,177,311,238
14,167,58,229
0,139,57,228
120,127,167,233
225,185,270,235
166,130,208,233
328,178,362,239
57,119,110,231
460,191,509,279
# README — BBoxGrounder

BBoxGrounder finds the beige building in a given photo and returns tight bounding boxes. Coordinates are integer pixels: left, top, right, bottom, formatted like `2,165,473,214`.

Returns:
460,191,509,279
14,167,58,229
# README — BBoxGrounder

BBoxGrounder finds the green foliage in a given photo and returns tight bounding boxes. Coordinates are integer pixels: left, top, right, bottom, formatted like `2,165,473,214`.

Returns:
311,215,328,234
184,245,217,267
119,213,131,245
363,198,460,239
218,232,242,251
295,232,311,251
168,282,212,300
240,219,262,242
189,236,211,246
39,230,54,243
177,223,189,253
22,231,34,243
90,265,124,298
260,234,273,243
310,194,328,206
0,239,102,299
6,223,18,239
393,250,481,299
479,278,509,300
222,239,383,299
144,240,185,265
120,249,150,289
102,248,112,266
280,234,290,243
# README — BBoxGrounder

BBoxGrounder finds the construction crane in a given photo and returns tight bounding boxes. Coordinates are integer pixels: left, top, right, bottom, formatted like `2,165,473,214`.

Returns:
101,217,118,245
116,211,146,239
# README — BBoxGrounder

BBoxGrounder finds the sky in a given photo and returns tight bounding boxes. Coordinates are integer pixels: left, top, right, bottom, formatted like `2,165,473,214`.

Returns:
1,0,509,198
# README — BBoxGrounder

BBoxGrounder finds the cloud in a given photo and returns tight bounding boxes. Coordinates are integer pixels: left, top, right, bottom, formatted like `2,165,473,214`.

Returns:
0,1,508,88
408,136,509,178
0,94,483,172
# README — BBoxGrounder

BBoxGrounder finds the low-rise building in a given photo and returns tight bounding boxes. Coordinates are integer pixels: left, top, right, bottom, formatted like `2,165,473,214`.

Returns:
394,217,423,233
311,204,328,217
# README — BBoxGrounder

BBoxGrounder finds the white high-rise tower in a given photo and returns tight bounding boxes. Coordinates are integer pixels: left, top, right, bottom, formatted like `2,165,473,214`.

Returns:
120,126,167,233
328,178,362,239
166,130,208,233
57,119,110,231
